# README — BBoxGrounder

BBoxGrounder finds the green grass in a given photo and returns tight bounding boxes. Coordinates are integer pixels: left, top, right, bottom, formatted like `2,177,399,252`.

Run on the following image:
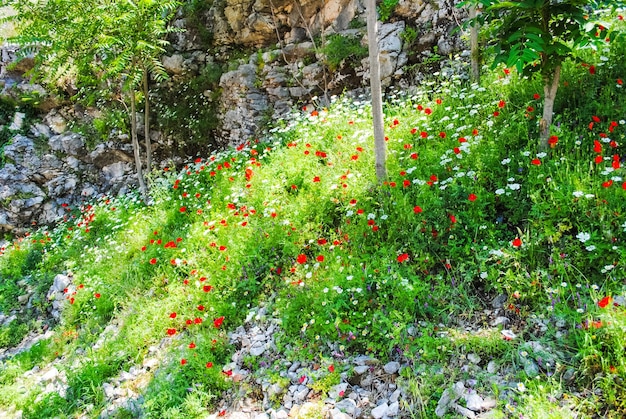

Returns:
0,11,625,418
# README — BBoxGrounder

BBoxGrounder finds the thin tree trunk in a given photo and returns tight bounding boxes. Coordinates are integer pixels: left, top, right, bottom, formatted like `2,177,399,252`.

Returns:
469,5,480,84
366,0,387,182
539,64,561,150
143,71,152,172
130,90,148,201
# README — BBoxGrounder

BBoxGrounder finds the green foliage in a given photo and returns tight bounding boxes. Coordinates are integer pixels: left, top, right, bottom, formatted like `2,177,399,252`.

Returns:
463,0,623,78
321,34,368,72
400,25,418,45
0,321,28,349
377,0,399,22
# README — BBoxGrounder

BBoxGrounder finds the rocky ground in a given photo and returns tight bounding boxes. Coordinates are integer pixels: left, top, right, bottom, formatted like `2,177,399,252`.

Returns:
0,273,580,419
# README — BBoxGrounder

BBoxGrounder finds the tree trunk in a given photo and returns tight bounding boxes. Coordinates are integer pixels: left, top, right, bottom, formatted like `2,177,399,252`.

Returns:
130,90,148,201
469,5,480,84
539,64,561,150
366,0,387,182
143,71,152,172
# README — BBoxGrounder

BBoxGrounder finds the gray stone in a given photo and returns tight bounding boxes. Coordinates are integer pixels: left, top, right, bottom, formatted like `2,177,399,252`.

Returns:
491,294,508,309
293,387,310,403
329,408,352,419
387,401,399,416
371,402,388,419
250,344,265,356
353,365,369,375
40,367,59,383
465,393,484,411
9,112,25,131
467,353,481,364
383,361,400,374
487,361,498,374
273,408,288,419
44,110,67,134
335,398,357,415
162,54,185,74
453,404,476,418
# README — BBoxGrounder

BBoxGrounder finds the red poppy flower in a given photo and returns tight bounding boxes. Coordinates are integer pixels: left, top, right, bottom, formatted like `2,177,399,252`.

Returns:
170,312,177,319
189,342,196,349
403,180,411,188
548,136,558,147
512,237,522,248
206,362,213,368
203,285,213,292
197,305,205,311
618,79,623,85
595,155,603,164
150,258,157,265
296,254,307,264
328,365,335,373
498,100,506,108
410,128,417,135
458,137,467,143
531,158,541,166
179,206,187,213
318,238,327,245
317,255,324,262
533,93,540,100
94,293,101,299
313,176,320,182
598,296,612,308
181,359,187,365
424,108,432,115
493,111,500,117
468,193,477,202
439,132,446,139
602,180,613,188
397,253,409,263
420,131,428,138
589,65,595,75
594,140,603,153
213,316,225,328
410,153,418,159
449,214,457,223
453,147,461,154
413,205,423,214
166,328,176,336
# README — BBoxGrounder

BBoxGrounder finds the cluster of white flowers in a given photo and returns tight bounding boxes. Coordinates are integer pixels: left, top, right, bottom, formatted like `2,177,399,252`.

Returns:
576,232,591,243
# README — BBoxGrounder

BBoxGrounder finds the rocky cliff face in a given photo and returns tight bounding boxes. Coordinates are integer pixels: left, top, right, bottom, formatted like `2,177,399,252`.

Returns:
0,0,469,232
164,0,467,145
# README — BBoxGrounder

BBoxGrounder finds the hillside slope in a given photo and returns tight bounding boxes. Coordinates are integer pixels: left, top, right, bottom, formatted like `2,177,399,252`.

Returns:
1,22,626,418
